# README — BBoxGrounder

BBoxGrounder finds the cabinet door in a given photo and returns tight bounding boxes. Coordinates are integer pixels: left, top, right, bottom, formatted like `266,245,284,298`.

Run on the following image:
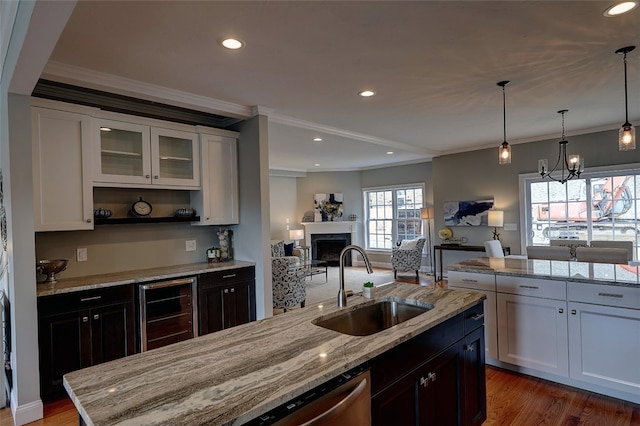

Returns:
150,127,200,188
32,107,94,231
416,344,462,426
568,301,640,396
199,285,224,335
93,118,152,185
222,283,251,329
90,302,136,365
192,133,239,225
497,293,569,376
371,371,417,426
38,310,90,400
462,327,487,426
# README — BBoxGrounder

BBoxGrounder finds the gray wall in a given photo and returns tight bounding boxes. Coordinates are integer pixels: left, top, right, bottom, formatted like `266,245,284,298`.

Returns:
269,176,298,241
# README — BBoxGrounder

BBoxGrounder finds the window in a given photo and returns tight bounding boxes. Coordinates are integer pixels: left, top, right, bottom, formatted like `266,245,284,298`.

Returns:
364,184,425,249
522,167,640,258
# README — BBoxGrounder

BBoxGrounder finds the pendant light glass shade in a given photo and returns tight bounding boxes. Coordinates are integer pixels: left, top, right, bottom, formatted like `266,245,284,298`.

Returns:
497,81,511,164
616,46,636,151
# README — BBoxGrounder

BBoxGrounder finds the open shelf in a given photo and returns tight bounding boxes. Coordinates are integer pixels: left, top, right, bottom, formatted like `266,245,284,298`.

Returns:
95,216,200,225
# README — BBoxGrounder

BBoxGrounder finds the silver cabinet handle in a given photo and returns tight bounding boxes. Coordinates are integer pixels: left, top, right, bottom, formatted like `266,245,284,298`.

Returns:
93,314,99,320
466,344,475,352
154,175,158,179
420,376,429,387
223,274,237,279
230,288,235,293
558,308,564,314
520,285,539,289
145,175,150,179
81,296,102,302
462,279,478,283
224,289,229,293
598,292,623,298
82,316,89,322
470,313,484,321
86,218,92,223
571,309,577,315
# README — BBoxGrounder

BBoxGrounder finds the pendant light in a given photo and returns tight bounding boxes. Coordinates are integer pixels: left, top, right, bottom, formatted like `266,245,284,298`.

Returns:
616,46,636,151
497,81,511,164
538,109,584,184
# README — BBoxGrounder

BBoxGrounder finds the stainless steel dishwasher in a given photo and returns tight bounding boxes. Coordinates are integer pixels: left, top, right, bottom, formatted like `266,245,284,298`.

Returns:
139,277,198,351
247,365,371,425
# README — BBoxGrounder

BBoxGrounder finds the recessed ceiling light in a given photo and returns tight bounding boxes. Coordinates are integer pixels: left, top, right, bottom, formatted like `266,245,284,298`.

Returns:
604,1,638,16
313,137,323,142
314,163,320,167
220,38,244,49
386,151,394,155
359,90,376,97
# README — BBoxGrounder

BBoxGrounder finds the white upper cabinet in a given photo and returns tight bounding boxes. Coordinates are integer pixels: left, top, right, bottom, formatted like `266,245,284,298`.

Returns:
191,131,239,225
93,117,199,189
32,105,94,231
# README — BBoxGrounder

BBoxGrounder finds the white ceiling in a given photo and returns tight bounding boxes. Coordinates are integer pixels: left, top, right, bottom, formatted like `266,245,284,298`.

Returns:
42,1,640,172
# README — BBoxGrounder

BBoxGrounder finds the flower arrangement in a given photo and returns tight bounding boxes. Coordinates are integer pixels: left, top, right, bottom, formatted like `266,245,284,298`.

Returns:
362,281,376,298
363,281,374,288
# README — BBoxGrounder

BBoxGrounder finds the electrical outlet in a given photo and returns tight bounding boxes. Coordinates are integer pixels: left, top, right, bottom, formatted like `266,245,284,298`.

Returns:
186,240,197,252
77,247,88,262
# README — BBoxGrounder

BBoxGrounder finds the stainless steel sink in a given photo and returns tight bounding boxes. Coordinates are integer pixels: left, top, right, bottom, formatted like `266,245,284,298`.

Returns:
312,298,434,336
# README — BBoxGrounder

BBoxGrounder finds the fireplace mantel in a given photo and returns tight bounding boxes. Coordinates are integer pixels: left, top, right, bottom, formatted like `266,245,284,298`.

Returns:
302,221,358,247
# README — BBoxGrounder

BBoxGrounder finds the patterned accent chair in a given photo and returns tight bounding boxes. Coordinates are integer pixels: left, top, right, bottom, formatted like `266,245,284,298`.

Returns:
391,238,426,279
271,241,306,311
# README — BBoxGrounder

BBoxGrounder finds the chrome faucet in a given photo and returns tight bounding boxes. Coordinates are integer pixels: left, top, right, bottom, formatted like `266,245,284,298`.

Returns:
338,244,373,308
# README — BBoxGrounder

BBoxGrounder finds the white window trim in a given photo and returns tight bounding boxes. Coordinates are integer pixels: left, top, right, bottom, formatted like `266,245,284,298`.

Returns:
363,182,426,251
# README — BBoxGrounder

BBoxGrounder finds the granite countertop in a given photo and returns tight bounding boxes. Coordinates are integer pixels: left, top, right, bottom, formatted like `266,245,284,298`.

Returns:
63,282,484,426
37,260,256,297
449,256,640,287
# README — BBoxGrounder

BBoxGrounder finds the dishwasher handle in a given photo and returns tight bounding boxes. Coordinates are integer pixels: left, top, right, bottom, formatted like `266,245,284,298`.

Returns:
141,277,195,290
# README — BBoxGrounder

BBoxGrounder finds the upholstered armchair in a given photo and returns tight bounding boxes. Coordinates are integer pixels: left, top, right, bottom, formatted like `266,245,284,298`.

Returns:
391,238,426,279
271,240,306,311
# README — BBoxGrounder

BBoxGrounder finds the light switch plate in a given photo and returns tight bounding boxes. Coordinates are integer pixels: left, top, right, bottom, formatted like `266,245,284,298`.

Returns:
77,247,88,262
186,240,197,251
504,223,517,231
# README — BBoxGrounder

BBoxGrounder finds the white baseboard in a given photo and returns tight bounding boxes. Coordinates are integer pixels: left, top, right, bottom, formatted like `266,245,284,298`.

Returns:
10,393,43,426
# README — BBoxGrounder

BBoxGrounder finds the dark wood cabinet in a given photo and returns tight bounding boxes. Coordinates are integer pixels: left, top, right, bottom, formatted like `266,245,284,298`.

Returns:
37,285,135,400
198,266,255,335
370,302,486,426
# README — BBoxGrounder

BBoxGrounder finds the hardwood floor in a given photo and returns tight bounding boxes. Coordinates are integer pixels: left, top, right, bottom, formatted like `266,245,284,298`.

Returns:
1,366,636,425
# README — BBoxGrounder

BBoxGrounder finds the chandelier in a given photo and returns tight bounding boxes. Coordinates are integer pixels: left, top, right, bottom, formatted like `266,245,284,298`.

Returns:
538,109,584,184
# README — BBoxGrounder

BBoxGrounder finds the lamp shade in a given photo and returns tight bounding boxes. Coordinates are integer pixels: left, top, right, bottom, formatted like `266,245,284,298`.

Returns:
488,210,504,227
289,229,304,241
420,207,432,220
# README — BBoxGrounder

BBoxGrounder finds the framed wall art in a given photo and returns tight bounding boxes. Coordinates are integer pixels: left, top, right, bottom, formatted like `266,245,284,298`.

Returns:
443,199,494,226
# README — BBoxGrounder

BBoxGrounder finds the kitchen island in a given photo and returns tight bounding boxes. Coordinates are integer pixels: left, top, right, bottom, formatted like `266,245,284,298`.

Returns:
63,282,485,425
448,256,640,404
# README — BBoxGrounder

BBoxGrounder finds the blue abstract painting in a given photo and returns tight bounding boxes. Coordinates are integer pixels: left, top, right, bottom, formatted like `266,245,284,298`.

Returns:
444,199,494,226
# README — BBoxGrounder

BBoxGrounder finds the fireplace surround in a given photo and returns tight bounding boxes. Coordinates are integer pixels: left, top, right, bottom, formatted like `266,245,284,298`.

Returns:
303,221,358,266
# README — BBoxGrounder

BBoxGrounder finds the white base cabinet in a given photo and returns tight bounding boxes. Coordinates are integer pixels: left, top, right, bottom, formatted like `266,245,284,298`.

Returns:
497,293,569,376
568,282,640,398
32,105,94,231
191,131,239,225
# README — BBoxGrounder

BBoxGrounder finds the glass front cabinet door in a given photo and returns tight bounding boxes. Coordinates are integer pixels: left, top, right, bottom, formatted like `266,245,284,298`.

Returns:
94,119,200,189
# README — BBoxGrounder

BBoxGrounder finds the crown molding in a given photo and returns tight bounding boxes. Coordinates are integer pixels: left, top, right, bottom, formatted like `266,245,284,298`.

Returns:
268,112,437,156
42,61,253,119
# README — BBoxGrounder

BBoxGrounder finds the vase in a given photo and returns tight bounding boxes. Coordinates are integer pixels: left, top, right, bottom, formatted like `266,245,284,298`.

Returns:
362,286,376,298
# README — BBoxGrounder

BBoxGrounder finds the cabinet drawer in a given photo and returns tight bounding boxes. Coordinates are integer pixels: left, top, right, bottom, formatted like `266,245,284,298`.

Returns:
200,266,255,287
38,285,134,317
448,271,495,291
568,282,640,310
463,302,485,334
496,275,566,300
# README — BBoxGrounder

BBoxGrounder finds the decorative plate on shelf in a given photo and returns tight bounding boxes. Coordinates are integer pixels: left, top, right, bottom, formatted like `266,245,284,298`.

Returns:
438,227,453,241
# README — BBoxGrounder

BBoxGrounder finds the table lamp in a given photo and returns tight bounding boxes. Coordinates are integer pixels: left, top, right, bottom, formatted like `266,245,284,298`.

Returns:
289,229,304,247
488,210,504,241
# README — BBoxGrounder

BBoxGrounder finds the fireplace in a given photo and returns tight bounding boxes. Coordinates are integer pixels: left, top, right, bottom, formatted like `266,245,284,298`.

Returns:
303,221,358,266
312,233,352,266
